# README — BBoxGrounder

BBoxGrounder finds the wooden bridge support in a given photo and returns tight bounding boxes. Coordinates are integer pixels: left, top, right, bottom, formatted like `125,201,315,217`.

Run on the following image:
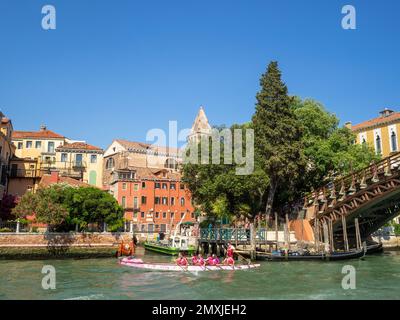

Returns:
341,215,349,252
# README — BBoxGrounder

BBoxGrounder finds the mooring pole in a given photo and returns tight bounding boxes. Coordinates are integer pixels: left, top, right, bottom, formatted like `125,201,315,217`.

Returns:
274,212,278,251
285,214,290,251
355,218,361,250
341,215,349,252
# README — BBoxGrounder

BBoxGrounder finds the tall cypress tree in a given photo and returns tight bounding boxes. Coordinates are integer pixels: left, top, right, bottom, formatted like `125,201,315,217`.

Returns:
252,61,305,217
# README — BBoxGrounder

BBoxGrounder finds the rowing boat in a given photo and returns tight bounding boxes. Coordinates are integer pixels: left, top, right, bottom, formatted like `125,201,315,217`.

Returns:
119,257,260,271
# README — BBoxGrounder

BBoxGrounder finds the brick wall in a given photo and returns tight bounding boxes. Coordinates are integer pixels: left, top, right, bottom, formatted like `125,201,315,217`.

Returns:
0,232,133,247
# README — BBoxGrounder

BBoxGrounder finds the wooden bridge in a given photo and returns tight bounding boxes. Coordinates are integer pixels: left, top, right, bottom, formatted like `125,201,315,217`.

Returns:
303,152,400,250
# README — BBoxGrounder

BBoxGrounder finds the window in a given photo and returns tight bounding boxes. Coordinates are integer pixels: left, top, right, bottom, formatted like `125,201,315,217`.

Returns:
170,183,176,190
90,155,97,163
142,182,146,189
191,212,195,219
134,184,139,191
141,224,145,231
162,183,167,189
141,196,147,204
133,197,138,209
48,141,54,153
133,212,138,218
26,141,33,148
181,212,185,218
376,135,382,154
155,182,161,189
160,224,166,232
141,212,145,218
155,197,160,204
391,131,397,152
164,158,178,170
180,197,185,206
122,183,127,190
121,196,126,208
162,212,167,219
35,141,42,148
61,153,68,162
155,212,159,218
171,197,175,205
171,212,175,219
75,154,83,166
106,158,115,169
180,184,185,190
162,197,168,205
17,142,23,149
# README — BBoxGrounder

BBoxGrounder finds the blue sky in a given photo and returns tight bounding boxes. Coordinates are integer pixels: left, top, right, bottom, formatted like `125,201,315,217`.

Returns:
0,0,399,149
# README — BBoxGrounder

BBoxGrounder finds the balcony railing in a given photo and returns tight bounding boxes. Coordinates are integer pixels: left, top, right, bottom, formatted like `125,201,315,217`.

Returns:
9,169,41,178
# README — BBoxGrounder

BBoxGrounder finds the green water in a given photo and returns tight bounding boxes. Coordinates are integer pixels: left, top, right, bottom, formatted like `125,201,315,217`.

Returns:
1,249,400,300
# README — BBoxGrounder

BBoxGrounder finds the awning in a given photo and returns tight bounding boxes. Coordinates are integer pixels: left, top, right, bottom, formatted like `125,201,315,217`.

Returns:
181,222,195,225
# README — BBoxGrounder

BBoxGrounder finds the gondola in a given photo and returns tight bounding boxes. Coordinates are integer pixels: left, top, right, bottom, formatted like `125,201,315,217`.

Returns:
254,247,366,261
365,243,383,254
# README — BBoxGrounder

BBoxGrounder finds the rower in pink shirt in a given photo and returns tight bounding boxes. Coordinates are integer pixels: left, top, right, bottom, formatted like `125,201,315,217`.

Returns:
196,254,205,266
206,254,214,265
212,254,220,265
191,254,198,265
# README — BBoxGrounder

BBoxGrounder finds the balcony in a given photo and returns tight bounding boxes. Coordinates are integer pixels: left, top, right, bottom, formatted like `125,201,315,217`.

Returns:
40,161,86,178
9,168,41,179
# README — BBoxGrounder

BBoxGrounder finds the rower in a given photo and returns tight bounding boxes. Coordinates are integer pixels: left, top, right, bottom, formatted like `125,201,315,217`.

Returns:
205,254,214,265
226,242,235,258
176,253,188,266
212,254,220,265
191,253,198,265
196,254,205,266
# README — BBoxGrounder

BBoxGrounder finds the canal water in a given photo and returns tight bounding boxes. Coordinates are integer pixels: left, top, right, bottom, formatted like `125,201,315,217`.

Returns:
1,249,399,300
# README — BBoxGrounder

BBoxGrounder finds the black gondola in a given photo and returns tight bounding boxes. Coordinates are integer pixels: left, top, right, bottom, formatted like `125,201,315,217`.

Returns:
365,243,383,254
253,248,366,261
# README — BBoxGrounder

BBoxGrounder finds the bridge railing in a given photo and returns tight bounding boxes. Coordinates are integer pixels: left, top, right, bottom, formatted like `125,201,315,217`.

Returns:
199,227,286,243
303,151,400,218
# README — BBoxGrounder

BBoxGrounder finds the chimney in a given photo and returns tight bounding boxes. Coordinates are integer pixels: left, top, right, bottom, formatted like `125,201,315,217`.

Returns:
49,169,60,183
379,108,395,118
345,121,352,130
40,124,47,131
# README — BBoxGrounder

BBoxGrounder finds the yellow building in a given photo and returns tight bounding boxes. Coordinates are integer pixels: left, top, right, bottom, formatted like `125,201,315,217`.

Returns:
54,142,103,188
348,108,400,158
0,112,15,197
9,126,103,196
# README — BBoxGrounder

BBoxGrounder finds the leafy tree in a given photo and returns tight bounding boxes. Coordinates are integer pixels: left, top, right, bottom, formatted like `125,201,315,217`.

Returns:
0,194,18,221
292,97,379,192
182,124,269,220
12,184,124,231
12,186,69,226
252,61,306,216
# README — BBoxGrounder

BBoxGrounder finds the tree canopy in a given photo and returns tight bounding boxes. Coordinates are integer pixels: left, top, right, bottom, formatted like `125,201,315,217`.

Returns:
12,184,124,231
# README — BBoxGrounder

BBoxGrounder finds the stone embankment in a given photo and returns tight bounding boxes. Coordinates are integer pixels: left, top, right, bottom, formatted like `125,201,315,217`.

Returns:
0,232,133,259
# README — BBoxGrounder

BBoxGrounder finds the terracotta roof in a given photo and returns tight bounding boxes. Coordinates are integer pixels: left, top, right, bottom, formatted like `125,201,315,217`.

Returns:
56,142,103,152
352,112,400,132
115,139,180,155
39,174,91,188
116,165,181,180
12,130,64,139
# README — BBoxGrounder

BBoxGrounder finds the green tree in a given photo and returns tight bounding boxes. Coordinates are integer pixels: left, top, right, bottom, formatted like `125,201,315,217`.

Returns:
182,124,269,220
292,97,379,192
12,184,124,231
252,61,306,216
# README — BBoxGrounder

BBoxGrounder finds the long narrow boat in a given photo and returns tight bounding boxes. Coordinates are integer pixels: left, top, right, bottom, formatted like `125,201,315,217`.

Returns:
119,257,260,271
253,248,366,261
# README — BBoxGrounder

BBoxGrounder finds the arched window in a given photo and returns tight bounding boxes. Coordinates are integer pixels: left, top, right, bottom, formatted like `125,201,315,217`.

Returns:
164,158,178,170
376,135,382,154
180,197,185,206
391,131,397,152
106,158,115,169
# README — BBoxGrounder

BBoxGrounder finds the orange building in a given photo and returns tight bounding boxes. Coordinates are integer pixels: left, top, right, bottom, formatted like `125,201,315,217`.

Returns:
109,166,195,233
